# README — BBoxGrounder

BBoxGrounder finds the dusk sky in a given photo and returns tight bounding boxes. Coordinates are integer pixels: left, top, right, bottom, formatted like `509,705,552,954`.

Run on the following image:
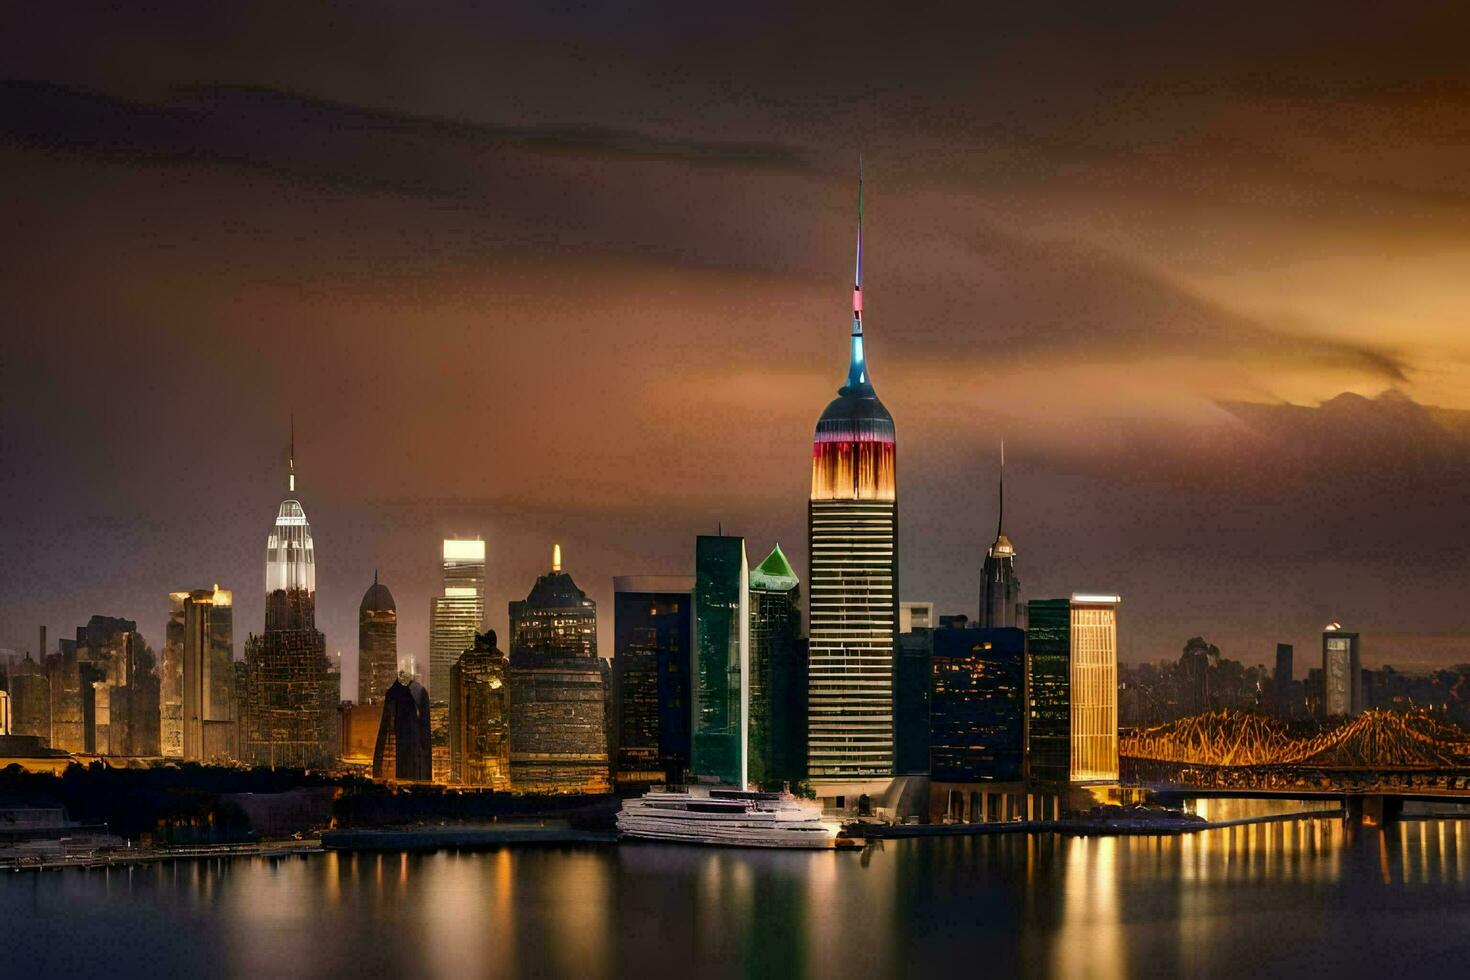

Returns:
7,3,1470,692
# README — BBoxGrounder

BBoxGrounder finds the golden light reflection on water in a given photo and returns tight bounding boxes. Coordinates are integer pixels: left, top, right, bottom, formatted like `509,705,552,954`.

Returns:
32,809,1470,979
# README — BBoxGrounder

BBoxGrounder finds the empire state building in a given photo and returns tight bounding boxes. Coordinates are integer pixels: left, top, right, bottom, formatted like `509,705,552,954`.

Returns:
807,169,898,781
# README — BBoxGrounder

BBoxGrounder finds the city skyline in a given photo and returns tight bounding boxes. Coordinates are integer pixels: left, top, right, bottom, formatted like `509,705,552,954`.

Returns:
13,5,1470,686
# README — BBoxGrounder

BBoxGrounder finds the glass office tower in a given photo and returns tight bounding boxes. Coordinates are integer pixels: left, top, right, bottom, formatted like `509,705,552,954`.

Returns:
612,575,693,785
1025,594,1120,785
692,534,749,787
429,539,485,699
748,544,805,788
807,170,898,781
930,626,1026,782
1068,595,1120,783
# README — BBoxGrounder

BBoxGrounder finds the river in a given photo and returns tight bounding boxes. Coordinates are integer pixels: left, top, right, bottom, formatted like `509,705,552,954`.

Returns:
6,807,1470,977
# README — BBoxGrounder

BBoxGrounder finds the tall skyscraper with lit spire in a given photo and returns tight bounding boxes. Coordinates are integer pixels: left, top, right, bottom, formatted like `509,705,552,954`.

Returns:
807,165,899,782
980,442,1021,628
243,424,338,768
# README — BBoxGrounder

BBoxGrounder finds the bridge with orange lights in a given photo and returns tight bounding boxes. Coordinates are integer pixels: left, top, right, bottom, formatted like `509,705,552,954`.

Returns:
1120,710,1470,823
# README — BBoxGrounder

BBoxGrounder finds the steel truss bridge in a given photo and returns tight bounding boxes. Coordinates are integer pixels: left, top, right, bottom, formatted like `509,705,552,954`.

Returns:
1120,709,1470,820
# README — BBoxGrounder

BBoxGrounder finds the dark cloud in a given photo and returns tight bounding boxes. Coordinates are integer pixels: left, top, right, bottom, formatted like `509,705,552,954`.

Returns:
4,1,1470,688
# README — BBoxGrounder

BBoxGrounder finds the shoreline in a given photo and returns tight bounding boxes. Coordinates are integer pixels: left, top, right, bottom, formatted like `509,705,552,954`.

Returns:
3,808,1370,870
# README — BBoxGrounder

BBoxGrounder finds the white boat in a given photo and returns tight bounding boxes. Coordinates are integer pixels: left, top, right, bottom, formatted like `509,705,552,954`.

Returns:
617,786,850,849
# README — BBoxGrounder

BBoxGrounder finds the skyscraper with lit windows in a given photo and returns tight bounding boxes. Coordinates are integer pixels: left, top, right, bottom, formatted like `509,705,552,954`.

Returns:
429,539,485,699
358,572,397,705
1025,594,1120,785
243,431,337,769
807,168,898,782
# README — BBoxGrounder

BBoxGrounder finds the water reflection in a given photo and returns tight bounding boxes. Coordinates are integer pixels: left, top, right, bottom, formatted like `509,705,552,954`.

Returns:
5,805,1470,978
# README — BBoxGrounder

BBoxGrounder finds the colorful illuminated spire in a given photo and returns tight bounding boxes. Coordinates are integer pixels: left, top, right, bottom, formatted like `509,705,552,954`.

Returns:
845,157,869,392
288,414,296,494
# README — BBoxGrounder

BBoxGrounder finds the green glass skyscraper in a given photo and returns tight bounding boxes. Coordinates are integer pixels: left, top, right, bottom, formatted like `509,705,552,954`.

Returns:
692,534,748,788
748,544,805,788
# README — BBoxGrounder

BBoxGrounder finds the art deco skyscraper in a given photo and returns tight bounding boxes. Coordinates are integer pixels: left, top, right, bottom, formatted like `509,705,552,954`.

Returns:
429,539,485,699
807,167,899,781
243,431,337,769
980,443,1021,629
508,545,609,793
358,572,398,706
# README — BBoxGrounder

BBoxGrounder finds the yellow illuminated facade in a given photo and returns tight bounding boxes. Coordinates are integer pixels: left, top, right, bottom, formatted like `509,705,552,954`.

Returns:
1069,595,1119,783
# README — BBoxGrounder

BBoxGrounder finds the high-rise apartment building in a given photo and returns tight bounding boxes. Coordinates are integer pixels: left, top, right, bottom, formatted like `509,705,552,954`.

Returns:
692,534,748,788
358,572,398,706
748,545,805,787
450,630,510,789
243,436,337,769
429,539,485,700
612,575,693,785
979,446,1021,629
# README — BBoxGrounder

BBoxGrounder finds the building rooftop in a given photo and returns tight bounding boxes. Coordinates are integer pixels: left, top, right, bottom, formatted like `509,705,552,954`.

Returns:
750,544,799,592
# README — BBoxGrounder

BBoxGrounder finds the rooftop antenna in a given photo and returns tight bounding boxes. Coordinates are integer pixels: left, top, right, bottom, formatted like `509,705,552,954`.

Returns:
552,543,562,573
997,439,1005,539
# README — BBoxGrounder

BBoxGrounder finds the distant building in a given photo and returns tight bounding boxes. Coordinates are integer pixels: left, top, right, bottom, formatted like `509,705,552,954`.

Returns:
373,675,432,781
0,690,9,735
807,172,898,784
9,654,50,744
1026,594,1121,784
748,544,805,788
979,446,1021,629
1274,643,1294,716
175,587,234,762
242,437,337,769
450,630,510,789
612,575,693,785
692,534,748,787
358,573,398,706
930,627,1025,782
429,539,485,700
1322,625,1362,718
899,602,934,632
45,635,82,755
339,701,379,769
508,547,609,793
